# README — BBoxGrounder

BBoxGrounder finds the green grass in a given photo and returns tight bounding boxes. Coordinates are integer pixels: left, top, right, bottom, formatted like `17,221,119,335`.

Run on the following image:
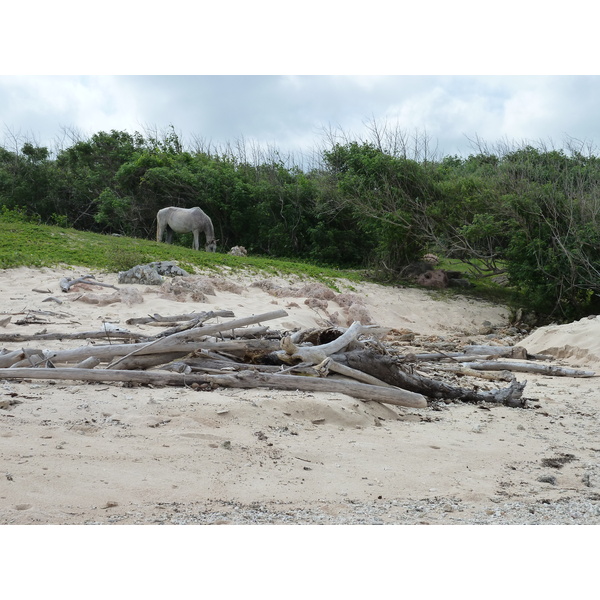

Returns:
436,257,525,310
0,220,361,289
0,220,523,309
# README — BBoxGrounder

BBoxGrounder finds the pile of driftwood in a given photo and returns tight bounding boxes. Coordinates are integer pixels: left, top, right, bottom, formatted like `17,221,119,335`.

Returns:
0,308,595,409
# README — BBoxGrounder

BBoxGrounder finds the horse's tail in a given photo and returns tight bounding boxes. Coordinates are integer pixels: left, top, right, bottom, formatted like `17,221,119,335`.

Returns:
205,215,216,241
156,208,166,242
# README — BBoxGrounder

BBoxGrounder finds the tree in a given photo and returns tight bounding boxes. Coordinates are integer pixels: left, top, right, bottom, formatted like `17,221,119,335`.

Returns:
320,141,438,268
54,130,144,231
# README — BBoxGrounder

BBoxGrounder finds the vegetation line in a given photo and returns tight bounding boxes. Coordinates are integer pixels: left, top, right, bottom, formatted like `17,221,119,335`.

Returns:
1,126,599,320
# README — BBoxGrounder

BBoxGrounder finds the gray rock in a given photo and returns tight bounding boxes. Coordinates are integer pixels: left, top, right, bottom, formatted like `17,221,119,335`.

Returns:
149,261,189,277
117,262,189,285
537,475,557,485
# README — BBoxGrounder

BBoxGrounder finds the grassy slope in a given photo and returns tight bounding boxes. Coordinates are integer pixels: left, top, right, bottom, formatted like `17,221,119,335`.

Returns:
0,221,362,286
0,220,519,308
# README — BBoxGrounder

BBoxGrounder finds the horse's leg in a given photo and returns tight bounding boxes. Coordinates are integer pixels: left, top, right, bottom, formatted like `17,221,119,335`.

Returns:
192,230,200,251
166,226,173,244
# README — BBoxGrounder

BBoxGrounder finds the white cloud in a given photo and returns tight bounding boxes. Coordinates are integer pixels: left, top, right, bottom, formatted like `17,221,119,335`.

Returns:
0,76,144,146
2,75,600,158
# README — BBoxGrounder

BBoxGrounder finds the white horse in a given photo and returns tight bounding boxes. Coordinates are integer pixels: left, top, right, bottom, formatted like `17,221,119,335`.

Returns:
156,206,217,252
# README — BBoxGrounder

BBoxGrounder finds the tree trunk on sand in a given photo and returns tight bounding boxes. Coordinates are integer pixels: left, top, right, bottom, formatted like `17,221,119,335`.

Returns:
336,350,527,407
460,360,595,377
42,339,280,366
0,366,427,408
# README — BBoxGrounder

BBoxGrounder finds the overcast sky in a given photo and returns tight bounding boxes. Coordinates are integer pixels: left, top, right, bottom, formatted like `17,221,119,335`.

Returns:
3,4,598,164
3,75,600,163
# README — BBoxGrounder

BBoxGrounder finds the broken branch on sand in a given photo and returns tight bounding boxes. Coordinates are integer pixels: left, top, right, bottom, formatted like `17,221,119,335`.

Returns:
460,360,595,377
0,329,143,343
0,366,428,408
125,310,235,325
59,274,119,292
275,321,366,364
107,309,288,369
336,350,528,407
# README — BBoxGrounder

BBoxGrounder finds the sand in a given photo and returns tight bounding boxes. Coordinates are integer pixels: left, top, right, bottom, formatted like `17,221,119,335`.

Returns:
1,265,599,525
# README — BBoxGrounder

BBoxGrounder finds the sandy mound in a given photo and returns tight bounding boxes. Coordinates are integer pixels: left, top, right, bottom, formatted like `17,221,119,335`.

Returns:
520,315,600,368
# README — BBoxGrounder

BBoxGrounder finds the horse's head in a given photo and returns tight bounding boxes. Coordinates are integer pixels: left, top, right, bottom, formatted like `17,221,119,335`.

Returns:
205,238,218,253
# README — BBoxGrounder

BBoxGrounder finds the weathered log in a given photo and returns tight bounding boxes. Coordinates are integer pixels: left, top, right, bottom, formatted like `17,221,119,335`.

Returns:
126,310,235,325
176,352,240,368
149,312,249,339
263,371,427,407
337,350,527,407
150,316,217,338
289,325,389,345
42,338,280,365
289,327,345,345
111,351,192,371
188,363,310,375
314,356,397,388
440,365,515,382
74,357,102,369
157,362,192,374
404,351,468,361
462,345,528,358
0,349,26,368
60,275,118,292
185,339,282,359
107,309,288,369
202,325,273,339
408,347,552,362
274,321,365,364
461,360,596,377
0,366,428,408
179,350,329,376
399,351,485,362
0,329,145,343
9,349,48,368
180,355,341,378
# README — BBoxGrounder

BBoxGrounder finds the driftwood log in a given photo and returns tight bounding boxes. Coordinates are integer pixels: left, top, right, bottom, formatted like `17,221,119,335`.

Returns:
0,329,142,343
148,311,237,339
335,350,528,407
441,365,515,382
460,360,595,377
0,349,28,368
274,321,367,364
0,367,427,408
407,346,552,362
59,274,118,292
39,339,281,365
125,310,235,325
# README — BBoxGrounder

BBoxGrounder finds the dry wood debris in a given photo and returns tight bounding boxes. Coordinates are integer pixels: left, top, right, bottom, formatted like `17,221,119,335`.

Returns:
59,274,119,293
0,299,595,410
